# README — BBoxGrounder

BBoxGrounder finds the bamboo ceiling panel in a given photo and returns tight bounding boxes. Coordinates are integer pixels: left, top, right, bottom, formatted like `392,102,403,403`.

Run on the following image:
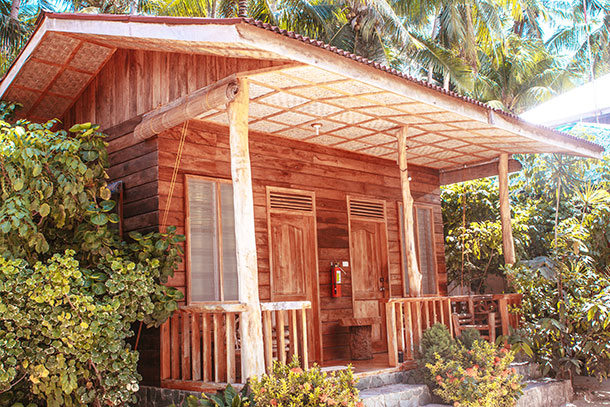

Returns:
198,65,563,170
7,32,115,121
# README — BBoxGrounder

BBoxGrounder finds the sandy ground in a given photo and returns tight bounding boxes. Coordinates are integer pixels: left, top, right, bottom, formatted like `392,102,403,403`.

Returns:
567,376,610,407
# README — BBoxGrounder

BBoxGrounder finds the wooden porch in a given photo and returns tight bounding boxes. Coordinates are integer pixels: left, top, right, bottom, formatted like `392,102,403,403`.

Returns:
159,293,521,391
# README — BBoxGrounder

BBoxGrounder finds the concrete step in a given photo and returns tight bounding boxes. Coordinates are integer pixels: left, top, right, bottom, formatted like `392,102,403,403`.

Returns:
360,383,431,407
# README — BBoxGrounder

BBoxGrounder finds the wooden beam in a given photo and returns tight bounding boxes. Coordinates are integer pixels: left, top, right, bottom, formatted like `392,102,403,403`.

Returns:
498,154,516,265
440,158,522,185
398,127,423,297
227,77,265,378
134,75,239,140
105,76,238,153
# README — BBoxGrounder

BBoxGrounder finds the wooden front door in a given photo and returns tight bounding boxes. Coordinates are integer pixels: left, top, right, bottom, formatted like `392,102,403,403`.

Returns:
268,187,322,363
348,197,390,353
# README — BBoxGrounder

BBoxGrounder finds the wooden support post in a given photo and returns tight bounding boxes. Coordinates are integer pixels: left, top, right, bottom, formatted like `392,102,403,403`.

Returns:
227,77,265,379
498,153,516,265
398,127,423,296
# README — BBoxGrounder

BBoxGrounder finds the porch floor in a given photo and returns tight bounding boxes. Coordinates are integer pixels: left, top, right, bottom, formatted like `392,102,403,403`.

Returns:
322,353,414,376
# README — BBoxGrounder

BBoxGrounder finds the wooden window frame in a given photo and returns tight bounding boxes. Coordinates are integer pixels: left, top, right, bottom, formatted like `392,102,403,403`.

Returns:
397,202,439,297
184,174,239,305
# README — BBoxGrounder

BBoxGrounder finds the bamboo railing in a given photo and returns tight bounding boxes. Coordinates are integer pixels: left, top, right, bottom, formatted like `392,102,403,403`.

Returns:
160,302,246,391
261,301,311,372
385,294,522,367
160,300,312,391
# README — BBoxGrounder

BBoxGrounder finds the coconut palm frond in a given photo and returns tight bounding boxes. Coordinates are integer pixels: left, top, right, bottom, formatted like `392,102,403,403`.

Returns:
411,34,474,91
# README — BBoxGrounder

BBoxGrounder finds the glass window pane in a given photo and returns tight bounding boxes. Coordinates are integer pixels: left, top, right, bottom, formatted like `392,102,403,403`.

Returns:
189,179,220,301
416,207,437,295
220,183,239,301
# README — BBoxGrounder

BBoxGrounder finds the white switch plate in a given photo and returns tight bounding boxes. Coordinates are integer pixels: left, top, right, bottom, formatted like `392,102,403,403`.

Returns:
342,261,349,267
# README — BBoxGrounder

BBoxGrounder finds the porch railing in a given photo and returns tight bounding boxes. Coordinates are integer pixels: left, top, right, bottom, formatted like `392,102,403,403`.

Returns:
386,294,522,367
160,302,246,391
160,300,312,391
261,301,311,372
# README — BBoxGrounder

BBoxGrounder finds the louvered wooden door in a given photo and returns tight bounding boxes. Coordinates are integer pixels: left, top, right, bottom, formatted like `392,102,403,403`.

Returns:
348,197,390,353
267,187,322,362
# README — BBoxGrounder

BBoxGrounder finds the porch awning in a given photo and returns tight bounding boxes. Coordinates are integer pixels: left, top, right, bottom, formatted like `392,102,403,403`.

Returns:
0,13,603,172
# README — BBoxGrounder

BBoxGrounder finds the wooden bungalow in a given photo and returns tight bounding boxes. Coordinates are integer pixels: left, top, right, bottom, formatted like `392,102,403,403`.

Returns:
0,12,603,392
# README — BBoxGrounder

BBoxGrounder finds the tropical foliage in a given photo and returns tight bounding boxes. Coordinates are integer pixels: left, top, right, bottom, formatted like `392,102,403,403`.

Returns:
419,325,524,407
0,106,184,406
442,144,610,379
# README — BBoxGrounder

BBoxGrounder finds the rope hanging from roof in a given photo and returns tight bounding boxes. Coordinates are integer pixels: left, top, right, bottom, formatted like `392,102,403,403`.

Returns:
162,120,189,230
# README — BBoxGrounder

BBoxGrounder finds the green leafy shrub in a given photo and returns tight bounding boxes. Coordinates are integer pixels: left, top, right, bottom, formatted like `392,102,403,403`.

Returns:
249,357,362,407
508,258,610,379
427,340,524,407
172,384,251,407
0,116,184,406
417,323,460,386
458,328,482,350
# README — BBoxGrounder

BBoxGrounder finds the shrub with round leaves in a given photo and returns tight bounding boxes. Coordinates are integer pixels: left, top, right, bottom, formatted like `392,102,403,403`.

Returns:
426,340,524,407
249,357,363,407
0,112,184,406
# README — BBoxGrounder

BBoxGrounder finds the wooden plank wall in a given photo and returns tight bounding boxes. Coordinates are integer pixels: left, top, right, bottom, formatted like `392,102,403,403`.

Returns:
63,48,286,129
158,120,447,362
62,50,287,385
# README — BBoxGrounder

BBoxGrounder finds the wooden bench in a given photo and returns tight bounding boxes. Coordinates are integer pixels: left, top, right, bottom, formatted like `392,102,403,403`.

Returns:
339,317,381,360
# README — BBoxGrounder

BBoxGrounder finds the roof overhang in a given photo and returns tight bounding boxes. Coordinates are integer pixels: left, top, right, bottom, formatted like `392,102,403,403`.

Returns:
0,12,604,172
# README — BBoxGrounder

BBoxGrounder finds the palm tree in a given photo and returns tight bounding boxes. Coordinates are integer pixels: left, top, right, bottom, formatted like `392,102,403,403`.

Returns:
1,0,73,75
471,34,574,114
545,0,610,81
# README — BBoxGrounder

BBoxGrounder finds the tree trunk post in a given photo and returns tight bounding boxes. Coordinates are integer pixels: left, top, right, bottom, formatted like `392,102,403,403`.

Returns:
498,153,516,265
227,77,265,378
10,0,21,20
398,127,422,296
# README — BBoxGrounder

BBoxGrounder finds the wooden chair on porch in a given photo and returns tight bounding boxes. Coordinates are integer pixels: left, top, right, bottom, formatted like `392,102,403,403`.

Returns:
451,297,498,343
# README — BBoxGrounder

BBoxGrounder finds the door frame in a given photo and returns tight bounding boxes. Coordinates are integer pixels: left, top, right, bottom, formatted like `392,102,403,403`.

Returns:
266,186,323,363
346,196,391,352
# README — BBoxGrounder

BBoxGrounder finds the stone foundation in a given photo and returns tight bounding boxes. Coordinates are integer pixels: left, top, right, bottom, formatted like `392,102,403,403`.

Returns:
134,385,202,407
516,379,573,407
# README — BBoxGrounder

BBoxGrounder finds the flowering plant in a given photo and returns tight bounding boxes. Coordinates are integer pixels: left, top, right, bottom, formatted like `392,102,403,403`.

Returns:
249,356,362,407
426,340,524,407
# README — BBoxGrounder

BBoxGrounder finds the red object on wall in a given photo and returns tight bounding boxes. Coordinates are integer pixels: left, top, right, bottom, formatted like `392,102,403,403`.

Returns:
331,264,342,297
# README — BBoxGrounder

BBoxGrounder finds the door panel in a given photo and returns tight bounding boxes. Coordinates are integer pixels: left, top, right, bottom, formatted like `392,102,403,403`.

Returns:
350,220,389,353
269,211,322,362
270,219,308,300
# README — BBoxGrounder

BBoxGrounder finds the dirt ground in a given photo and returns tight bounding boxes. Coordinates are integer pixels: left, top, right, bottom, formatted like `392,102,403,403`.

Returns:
567,376,610,407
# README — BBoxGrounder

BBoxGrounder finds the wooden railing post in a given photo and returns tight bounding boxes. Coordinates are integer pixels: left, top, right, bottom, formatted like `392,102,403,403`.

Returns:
227,77,265,378
386,302,398,367
498,298,510,336
160,320,170,380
